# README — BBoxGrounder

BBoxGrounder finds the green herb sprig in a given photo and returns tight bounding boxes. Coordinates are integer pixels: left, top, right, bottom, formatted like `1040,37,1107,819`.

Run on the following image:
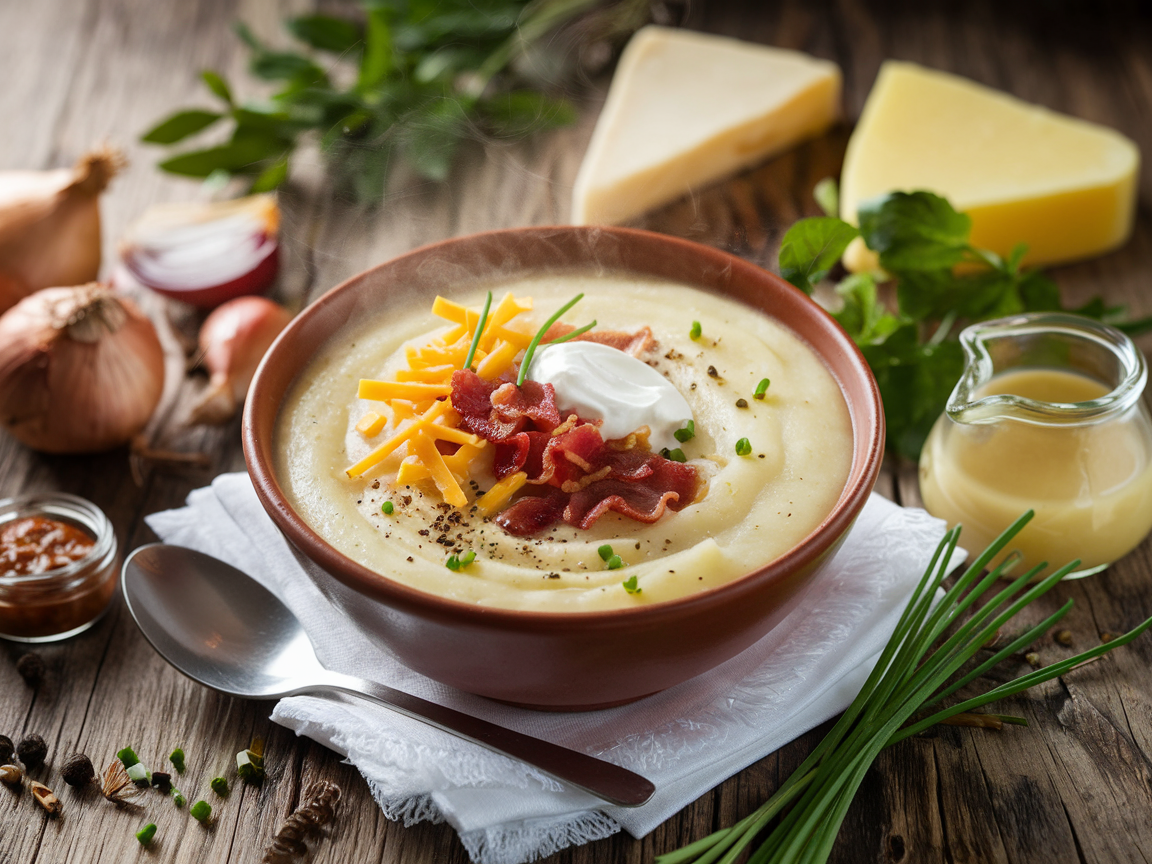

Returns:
659,512,1152,864
779,185,1152,459
140,0,649,202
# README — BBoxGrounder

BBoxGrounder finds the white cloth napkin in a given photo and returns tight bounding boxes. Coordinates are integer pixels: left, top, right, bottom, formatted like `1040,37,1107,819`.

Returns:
146,473,956,864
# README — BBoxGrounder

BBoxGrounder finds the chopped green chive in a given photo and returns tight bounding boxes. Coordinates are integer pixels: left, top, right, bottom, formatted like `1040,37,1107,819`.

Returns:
607,555,624,570
190,800,211,823
690,321,702,340
210,776,229,797
117,747,140,769
622,575,641,594
463,291,493,370
735,438,752,456
545,320,598,345
136,823,157,846
446,550,477,571
674,420,695,443
381,501,394,515
169,748,185,773
661,448,687,463
754,378,770,399
518,293,585,386
126,763,150,786
236,749,265,783
598,544,614,562
173,790,186,808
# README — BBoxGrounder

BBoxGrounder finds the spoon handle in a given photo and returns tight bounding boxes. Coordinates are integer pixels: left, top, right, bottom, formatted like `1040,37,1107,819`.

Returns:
311,673,655,808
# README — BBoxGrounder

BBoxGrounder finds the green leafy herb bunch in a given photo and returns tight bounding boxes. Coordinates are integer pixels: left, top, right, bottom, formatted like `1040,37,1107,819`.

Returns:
142,0,651,203
778,184,1151,459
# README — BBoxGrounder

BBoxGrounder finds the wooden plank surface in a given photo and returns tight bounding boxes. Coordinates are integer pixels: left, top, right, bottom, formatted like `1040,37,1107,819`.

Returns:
3,1,1152,862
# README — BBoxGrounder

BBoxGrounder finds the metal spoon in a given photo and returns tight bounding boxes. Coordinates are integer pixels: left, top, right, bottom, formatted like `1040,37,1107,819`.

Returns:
122,543,655,808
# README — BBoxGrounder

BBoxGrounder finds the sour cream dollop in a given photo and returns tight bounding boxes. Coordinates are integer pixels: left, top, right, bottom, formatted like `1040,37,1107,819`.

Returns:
526,341,693,451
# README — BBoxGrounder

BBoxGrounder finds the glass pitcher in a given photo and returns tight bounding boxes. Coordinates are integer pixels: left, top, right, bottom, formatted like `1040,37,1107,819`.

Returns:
919,312,1152,578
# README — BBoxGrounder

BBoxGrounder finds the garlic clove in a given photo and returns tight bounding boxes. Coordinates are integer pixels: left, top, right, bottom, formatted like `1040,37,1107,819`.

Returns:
119,194,280,309
0,284,165,453
0,147,125,314
189,296,292,425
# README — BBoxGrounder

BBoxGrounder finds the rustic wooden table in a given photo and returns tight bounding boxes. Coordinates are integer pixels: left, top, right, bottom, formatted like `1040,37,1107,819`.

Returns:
4,0,1152,862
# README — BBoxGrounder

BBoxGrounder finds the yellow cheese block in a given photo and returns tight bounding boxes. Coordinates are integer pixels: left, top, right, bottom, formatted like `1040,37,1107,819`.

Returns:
841,61,1140,271
570,26,841,226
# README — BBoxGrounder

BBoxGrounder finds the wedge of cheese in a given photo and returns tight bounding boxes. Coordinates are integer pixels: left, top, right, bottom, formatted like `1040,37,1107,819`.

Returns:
841,62,1140,271
570,27,841,226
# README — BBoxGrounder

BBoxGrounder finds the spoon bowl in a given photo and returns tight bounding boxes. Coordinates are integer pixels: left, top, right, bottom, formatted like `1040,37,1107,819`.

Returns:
122,543,656,807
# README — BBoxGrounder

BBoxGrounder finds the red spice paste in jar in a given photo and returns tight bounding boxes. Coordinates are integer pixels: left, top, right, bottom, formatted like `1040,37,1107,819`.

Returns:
1,517,96,576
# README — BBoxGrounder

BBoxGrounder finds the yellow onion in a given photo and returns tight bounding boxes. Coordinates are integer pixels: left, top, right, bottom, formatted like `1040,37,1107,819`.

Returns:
0,284,165,453
190,296,292,425
0,146,126,315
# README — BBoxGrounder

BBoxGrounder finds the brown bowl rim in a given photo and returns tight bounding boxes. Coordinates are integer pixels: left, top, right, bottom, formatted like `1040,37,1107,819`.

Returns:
243,226,884,633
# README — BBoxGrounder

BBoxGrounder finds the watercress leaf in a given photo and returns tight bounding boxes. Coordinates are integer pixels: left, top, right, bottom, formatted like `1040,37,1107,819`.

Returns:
1115,316,1152,337
140,110,222,144
897,269,1022,323
233,22,262,51
1006,242,1029,274
1017,269,1062,312
813,177,839,218
778,217,859,294
200,71,234,105
286,15,363,53
480,91,576,137
858,191,972,271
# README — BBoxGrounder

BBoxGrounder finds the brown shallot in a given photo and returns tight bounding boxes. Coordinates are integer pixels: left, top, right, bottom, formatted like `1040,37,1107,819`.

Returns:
0,146,125,314
0,284,164,453
119,194,280,308
189,296,291,425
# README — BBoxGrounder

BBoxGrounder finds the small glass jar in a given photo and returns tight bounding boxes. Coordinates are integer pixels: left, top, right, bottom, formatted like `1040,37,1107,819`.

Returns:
919,313,1152,579
0,492,119,641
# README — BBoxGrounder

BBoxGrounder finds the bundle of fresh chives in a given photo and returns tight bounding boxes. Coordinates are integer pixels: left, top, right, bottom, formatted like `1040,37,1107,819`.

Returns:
658,511,1152,864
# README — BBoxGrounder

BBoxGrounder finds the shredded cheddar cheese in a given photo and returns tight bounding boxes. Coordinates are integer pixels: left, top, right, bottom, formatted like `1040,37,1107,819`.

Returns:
347,292,534,510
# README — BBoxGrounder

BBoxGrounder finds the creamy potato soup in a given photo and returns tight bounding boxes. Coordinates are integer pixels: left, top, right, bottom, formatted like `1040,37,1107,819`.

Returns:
277,274,852,611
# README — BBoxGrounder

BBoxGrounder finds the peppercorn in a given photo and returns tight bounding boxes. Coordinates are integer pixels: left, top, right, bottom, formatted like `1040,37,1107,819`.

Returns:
17,734,47,771
29,780,61,816
0,735,13,765
60,753,95,788
150,771,172,794
15,653,45,688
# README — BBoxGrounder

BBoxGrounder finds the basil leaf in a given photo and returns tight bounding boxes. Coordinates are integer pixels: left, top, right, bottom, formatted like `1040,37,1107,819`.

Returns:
778,217,859,294
287,15,363,53
200,70,233,105
858,191,972,271
141,110,222,144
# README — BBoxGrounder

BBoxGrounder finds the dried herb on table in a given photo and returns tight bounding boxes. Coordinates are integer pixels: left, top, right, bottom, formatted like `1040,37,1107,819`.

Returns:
263,780,342,864
141,0,653,204
15,652,45,688
29,781,61,816
778,187,1152,460
60,753,96,788
16,734,47,771
101,759,145,806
